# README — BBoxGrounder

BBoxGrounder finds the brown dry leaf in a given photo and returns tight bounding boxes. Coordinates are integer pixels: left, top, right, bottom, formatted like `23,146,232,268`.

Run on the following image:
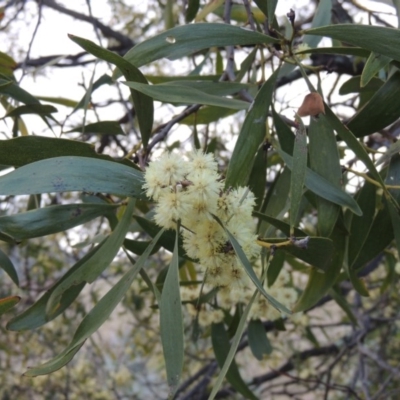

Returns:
297,92,325,117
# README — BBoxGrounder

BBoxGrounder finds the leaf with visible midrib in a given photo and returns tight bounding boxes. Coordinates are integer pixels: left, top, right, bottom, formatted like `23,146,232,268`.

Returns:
160,228,184,397
305,24,400,62
23,229,164,376
226,69,279,188
69,35,153,148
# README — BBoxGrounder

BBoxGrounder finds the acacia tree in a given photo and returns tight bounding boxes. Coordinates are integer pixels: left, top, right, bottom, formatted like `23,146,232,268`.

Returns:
1,0,400,399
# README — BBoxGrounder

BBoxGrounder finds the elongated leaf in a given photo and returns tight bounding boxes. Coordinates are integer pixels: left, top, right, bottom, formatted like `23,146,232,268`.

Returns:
267,250,285,287
348,182,376,268
375,140,400,167
296,46,370,58
387,153,400,255
352,204,393,271
0,156,144,198
0,203,118,241
64,121,125,135
180,105,237,125
214,215,290,314
0,51,17,76
248,319,273,360
303,0,332,48
276,145,362,216
195,0,224,21
226,69,279,187
0,248,19,286
0,78,40,105
267,0,278,22
119,23,278,71
135,216,191,259
36,96,79,108
46,199,135,315
2,104,57,118
209,289,258,400
24,229,164,377
324,106,385,188
255,210,307,238
160,228,184,397
257,237,334,272
386,153,400,204
347,71,400,137
24,345,84,377
346,263,369,297
329,287,358,326
146,74,220,84
0,296,21,316
160,80,253,96
361,52,391,87
290,121,307,233
273,109,295,155
7,241,109,331
124,238,160,256
248,145,267,211
69,35,153,147
0,136,137,168
308,115,341,237
212,4,266,24
211,322,257,399
252,0,270,19
73,74,112,113
258,169,291,236
292,220,346,312
123,81,249,110
0,78,55,130
305,24,400,62
339,76,383,95
233,48,255,83
185,0,200,22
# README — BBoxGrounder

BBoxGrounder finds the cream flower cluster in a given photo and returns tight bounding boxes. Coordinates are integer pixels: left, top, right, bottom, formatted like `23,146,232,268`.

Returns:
180,268,298,327
143,151,259,289
249,269,298,320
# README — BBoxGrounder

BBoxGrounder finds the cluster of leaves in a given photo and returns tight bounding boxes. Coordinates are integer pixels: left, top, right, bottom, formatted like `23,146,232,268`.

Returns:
2,0,400,398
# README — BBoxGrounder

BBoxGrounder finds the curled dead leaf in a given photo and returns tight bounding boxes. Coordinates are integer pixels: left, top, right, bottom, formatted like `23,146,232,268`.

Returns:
297,92,325,117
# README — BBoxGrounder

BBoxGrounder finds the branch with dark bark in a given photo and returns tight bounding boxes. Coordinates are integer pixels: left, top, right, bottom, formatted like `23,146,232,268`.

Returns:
39,0,135,48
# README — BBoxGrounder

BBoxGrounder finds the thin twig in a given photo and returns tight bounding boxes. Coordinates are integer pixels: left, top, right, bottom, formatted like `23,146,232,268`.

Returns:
242,0,256,31
19,0,43,83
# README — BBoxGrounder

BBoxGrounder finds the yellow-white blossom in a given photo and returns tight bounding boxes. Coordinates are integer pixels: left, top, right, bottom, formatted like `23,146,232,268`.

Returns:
143,151,260,290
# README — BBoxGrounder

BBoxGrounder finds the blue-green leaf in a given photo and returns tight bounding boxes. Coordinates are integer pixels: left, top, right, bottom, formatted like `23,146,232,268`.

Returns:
0,248,19,286
46,199,135,316
305,24,400,62
0,203,118,241
160,228,184,397
308,114,342,237
214,215,290,314
276,145,362,216
0,156,144,199
347,71,400,137
69,35,153,147
303,0,332,48
361,52,391,87
290,120,307,233
226,69,279,187
119,23,278,70
24,229,164,376
211,322,257,399
0,136,137,168
0,296,21,316
248,319,273,360
123,81,249,110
